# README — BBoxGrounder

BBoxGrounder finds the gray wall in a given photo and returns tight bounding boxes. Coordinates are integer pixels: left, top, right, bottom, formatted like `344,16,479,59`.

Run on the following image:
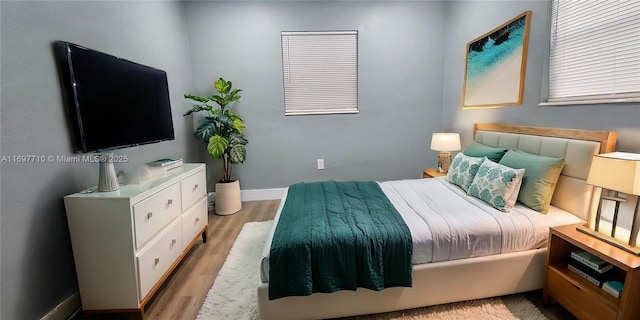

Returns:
0,1,196,319
442,0,640,151
184,0,447,190
3,1,638,319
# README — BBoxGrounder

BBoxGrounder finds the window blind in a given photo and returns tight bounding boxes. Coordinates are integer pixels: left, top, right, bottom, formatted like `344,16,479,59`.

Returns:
281,31,358,115
548,0,640,103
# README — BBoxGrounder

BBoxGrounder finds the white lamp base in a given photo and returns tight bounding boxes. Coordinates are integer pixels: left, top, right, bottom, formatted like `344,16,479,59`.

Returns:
98,153,119,192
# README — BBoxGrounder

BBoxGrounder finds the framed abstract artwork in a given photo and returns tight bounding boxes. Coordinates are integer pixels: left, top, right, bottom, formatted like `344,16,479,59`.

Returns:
462,11,531,109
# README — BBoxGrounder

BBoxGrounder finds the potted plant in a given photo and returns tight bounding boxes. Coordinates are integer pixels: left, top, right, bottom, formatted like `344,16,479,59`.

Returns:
184,78,247,215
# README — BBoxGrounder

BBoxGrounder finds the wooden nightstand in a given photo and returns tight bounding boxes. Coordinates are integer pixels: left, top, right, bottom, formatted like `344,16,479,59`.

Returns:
423,168,447,178
542,223,640,320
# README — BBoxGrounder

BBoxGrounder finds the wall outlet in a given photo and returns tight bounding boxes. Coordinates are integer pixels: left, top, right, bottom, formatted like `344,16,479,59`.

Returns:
317,159,325,170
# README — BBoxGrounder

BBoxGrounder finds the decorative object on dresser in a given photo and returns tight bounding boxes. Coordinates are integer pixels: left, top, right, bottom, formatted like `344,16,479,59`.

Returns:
184,78,247,215
97,153,119,192
430,132,461,173
542,223,640,320
64,164,208,320
146,158,184,172
577,152,640,255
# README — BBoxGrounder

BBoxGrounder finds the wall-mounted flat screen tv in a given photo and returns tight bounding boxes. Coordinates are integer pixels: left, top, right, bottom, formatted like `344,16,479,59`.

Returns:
55,41,175,153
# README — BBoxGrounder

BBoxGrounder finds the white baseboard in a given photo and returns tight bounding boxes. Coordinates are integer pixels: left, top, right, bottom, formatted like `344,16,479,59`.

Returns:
40,291,81,320
241,188,286,201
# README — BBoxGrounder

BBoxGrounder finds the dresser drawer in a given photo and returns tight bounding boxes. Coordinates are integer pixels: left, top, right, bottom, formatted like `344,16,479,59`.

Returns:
133,183,181,249
182,197,207,249
136,219,182,300
181,170,206,211
546,268,617,320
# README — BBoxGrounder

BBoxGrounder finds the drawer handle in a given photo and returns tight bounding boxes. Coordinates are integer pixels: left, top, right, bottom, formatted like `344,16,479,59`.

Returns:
147,212,153,219
167,199,173,205
193,184,199,190
195,217,200,223
154,257,160,265
171,239,177,246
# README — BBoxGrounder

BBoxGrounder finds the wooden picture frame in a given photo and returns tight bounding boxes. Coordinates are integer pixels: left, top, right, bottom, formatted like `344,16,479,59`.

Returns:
462,11,531,109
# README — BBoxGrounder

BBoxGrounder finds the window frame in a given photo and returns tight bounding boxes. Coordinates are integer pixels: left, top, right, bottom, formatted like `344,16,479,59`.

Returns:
540,0,640,106
281,30,359,116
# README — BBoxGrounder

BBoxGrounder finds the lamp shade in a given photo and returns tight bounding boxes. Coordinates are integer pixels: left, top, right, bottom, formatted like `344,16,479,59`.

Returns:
587,152,640,195
430,133,461,151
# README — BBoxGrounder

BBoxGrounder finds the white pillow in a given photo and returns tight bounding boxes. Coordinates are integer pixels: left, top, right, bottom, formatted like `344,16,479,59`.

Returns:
447,153,485,192
467,158,525,212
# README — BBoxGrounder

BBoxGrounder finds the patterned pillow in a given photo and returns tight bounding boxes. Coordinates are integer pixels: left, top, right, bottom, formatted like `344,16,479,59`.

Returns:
447,153,485,192
467,159,525,212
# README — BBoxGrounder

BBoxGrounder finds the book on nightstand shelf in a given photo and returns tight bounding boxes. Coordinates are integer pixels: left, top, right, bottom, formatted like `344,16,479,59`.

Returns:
568,257,612,276
570,250,613,272
602,280,624,299
567,263,605,287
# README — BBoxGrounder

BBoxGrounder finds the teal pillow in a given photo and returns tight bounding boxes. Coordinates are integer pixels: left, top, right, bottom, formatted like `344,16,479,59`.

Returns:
463,142,508,162
447,153,485,192
499,149,565,213
468,159,525,212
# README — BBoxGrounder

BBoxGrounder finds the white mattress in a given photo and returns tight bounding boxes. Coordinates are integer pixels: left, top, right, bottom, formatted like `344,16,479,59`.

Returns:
260,177,583,283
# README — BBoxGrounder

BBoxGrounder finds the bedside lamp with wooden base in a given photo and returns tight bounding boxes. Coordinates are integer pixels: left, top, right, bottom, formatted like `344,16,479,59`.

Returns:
430,132,461,173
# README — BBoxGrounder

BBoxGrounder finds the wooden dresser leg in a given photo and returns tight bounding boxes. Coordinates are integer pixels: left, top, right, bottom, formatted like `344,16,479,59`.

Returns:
136,308,145,320
202,225,208,243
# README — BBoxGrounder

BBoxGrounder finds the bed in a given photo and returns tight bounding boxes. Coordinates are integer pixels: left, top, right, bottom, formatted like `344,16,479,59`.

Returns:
257,123,617,320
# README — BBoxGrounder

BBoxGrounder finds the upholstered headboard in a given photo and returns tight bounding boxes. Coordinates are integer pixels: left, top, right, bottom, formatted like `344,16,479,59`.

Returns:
473,123,617,220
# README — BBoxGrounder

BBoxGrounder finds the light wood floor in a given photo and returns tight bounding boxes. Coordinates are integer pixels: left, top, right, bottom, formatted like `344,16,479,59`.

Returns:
78,200,575,320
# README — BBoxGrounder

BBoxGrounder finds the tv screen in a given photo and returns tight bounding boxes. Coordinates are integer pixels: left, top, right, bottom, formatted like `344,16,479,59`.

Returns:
55,41,175,153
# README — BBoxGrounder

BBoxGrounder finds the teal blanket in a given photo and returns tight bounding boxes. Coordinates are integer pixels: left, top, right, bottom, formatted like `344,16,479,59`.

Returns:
269,181,412,300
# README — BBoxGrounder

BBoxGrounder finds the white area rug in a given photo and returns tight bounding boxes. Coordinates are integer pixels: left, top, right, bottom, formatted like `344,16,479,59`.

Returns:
197,220,548,320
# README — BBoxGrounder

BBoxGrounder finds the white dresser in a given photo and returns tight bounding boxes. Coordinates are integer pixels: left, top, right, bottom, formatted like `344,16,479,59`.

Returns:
64,163,208,319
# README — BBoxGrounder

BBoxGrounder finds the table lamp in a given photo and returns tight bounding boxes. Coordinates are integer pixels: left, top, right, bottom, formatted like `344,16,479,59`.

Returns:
577,152,640,255
430,133,461,173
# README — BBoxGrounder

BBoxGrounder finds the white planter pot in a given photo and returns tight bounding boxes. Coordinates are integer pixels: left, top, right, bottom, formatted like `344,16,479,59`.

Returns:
215,180,242,215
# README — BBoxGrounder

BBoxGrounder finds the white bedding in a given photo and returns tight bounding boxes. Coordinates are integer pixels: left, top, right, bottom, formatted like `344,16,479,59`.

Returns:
260,177,582,283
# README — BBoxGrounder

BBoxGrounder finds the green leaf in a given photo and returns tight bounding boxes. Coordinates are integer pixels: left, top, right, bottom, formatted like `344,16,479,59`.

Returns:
232,118,245,133
183,109,197,116
217,114,234,128
182,105,209,116
228,132,248,146
227,89,243,102
208,95,225,107
184,94,209,103
207,135,228,159
214,78,231,94
228,144,247,164
227,112,245,133
195,121,216,141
